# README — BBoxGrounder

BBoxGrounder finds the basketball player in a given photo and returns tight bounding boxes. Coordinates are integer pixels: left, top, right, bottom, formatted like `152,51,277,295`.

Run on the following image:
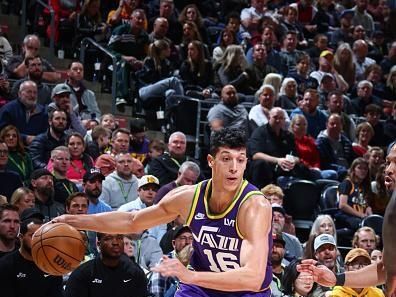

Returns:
298,148,396,296
53,128,273,296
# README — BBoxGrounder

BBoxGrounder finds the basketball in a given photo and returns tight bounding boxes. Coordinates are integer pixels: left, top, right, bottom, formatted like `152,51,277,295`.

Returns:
31,223,85,276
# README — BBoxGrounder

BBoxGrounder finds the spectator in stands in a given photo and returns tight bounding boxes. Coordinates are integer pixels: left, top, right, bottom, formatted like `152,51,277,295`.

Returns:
144,139,166,170
371,249,383,263
100,113,116,131
335,157,373,230
352,226,378,255
272,203,303,261
108,9,149,107
10,55,52,105
352,122,375,157
132,229,163,272
148,131,196,186
82,167,111,214
214,45,255,97
212,28,238,64
86,125,111,160
10,187,35,215
310,56,349,92
137,39,184,107
64,133,94,184
305,34,330,68
129,118,149,164
324,90,356,141
264,72,285,100
30,168,64,221
270,231,287,297
154,161,200,204
95,154,116,177
282,259,316,297
364,64,387,99
0,212,63,297
178,21,208,63
333,43,356,90
0,141,23,199
179,40,215,99
101,153,139,209
5,34,61,82
48,83,87,136
316,114,355,179
240,0,266,40
109,128,130,156
0,80,48,145
331,248,384,297
178,4,209,45
246,43,279,91
118,175,165,240
280,6,306,47
365,104,391,148
352,0,375,36
287,53,313,95
277,78,298,110
0,204,20,258
66,61,101,121
279,31,303,76
49,146,79,205
107,0,142,27
291,89,327,138
290,114,338,180
380,41,396,78
0,125,33,184
353,39,376,81
65,232,148,297
351,81,382,117
207,84,249,132
149,225,193,297
249,84,290,130
29,109,68,169
384,65,396,100
150,0,182,44
371,164,390,215
368,146,385,180
0,35,12,64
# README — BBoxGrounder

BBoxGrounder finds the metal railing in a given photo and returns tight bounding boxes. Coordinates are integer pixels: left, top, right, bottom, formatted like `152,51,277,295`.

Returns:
79,37,117,114
21,0,55,53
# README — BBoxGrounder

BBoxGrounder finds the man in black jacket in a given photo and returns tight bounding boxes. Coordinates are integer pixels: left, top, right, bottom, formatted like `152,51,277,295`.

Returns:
65,232,148,297
29,109,68,169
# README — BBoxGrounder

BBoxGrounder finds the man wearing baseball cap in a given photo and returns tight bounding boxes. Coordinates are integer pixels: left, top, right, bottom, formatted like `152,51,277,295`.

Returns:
331,248,384,297
118,175,166,241
82,167,111,214
48,83,86,136
270,232,287,297
149,225,193,297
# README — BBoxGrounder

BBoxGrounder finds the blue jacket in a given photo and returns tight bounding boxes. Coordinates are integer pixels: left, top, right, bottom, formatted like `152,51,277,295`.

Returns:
0,99,48,143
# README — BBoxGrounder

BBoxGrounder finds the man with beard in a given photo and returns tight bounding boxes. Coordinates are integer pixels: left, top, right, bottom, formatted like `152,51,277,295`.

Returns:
30,168,64,221
207,85,249,132
270,232,287,297
0,80,48,145
10,55,52,105
50,146,79,205
83,167,111,214
29,109,68,169
0,204,20,258
0,210,63,297
101,153,139,210
65,232,148,297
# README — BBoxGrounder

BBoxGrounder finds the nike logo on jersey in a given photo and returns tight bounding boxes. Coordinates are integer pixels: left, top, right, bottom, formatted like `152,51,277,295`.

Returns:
92,278,102,283
123,279,132,283
16,272,26,278
194,212,206,220
43,274,50,278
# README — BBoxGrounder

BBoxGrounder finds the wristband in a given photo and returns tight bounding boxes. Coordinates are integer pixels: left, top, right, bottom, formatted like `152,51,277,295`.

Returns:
335,272,345,286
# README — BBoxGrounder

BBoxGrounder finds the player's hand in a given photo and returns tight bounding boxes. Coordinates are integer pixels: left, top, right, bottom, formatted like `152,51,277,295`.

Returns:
297,259,336,287
151,256,192,282
50,215,69,224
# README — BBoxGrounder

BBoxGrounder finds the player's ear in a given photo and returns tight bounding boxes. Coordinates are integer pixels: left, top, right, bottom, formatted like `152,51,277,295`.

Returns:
207,154,214,168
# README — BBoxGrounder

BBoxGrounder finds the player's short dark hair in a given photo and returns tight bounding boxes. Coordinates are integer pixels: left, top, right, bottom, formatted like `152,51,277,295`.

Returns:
210,128,246,156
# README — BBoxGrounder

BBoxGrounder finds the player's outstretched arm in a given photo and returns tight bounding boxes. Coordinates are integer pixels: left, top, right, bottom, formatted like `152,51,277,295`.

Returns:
298,259,385,288
152,194,272,292
52,186,194,234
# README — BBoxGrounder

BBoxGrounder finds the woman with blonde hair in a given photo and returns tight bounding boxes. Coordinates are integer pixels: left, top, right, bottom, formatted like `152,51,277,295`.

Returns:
352,122,375,157
333,43,356,89
263,73,283,99
277,77,298,109
10,187,35,215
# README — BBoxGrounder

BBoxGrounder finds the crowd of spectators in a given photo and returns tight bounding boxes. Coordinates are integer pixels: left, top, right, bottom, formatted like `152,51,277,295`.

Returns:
0,0,396,296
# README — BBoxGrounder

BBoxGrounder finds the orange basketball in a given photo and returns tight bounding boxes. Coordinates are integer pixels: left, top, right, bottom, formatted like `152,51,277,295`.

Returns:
31,223,85,276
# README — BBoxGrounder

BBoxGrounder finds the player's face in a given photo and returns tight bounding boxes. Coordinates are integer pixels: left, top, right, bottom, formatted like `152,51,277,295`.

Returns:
208,147,247,192
0,210,20,241
99,234,124,258
21,223,41,254
314,244,336,270
172,231,193,253
67,196,88,215
384,150,396,190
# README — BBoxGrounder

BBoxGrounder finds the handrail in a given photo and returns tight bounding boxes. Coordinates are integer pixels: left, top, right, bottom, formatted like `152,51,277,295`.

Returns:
21,0,55,53
80,37,117,114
